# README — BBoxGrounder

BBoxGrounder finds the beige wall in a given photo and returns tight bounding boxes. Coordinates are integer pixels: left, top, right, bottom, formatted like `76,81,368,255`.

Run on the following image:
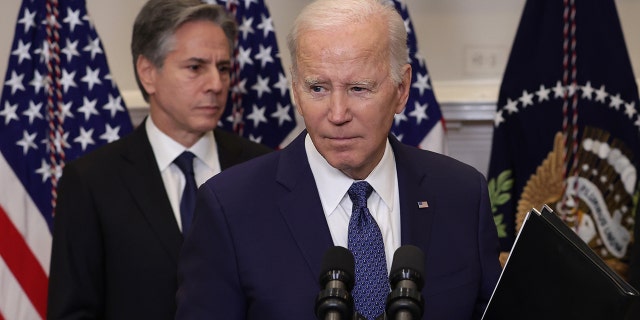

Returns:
0,0,638,106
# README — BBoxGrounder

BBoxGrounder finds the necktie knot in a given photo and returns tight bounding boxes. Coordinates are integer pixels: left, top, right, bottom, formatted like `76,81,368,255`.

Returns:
348,181,373,210
174,151,196,176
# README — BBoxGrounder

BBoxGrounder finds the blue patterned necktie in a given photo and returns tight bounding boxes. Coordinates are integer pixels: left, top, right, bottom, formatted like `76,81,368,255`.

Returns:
347,181,389,320
174,151,197,235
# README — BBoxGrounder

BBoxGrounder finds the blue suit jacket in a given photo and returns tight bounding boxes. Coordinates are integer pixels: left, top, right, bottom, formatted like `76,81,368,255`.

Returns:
177,132,501,320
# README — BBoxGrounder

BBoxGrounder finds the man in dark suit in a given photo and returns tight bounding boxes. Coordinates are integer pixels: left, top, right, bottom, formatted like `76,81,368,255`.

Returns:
176,0,502,319
46,1,270,319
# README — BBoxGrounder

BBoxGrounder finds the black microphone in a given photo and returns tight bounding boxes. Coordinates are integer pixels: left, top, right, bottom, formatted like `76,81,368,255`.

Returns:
385,245,425,320
315,246,356,320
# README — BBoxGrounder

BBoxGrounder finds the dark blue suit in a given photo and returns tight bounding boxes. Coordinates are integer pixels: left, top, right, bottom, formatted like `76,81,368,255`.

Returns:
177,132,501,320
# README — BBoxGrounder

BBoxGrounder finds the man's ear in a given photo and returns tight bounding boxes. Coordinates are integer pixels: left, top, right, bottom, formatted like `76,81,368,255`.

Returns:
136,55,157,96
395,64,412,114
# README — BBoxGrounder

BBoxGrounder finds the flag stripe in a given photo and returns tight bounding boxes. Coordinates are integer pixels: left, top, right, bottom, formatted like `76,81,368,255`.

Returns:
0,154,52,273
0,206,48,319
0,256,40,320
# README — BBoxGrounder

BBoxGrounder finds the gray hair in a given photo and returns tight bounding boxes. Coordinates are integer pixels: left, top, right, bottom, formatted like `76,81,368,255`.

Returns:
287,0,408,85
131,0,238,102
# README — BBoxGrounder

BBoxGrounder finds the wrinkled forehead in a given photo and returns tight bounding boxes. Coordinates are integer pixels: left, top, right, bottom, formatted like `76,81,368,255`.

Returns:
296,18,389,64
295,44,391,91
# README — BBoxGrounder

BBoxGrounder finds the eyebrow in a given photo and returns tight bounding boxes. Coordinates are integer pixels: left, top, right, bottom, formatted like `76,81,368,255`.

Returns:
302,78,377,87
350,79,377,87
303,77,323,86
216,59,231,67
185,57,231,67
186,57,210,65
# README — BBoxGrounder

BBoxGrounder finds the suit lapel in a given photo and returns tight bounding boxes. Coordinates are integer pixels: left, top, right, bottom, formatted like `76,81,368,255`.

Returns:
272,134,438,277
275,132,334,279
390,137,436,251
119,123,183,262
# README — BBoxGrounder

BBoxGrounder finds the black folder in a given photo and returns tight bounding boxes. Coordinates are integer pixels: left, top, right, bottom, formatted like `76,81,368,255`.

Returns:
482,205,639,320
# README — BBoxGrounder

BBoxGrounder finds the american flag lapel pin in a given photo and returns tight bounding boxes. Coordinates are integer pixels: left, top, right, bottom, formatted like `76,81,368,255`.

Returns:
417,201,429,209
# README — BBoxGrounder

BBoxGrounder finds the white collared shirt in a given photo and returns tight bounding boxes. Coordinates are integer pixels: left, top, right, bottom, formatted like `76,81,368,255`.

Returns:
305,134,401,272
146,117,221,232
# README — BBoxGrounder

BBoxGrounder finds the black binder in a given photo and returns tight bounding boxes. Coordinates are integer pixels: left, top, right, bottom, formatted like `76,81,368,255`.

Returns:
482,205,639,320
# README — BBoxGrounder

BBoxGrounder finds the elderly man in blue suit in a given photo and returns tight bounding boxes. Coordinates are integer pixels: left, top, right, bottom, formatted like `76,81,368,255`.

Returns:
176,0,501,319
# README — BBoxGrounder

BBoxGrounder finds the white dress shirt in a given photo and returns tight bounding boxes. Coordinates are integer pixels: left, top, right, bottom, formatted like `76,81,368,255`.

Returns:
305,134,401,272
145,117,221,232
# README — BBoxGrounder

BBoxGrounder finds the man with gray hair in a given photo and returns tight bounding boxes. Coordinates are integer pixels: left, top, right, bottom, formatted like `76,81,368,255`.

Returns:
47,0,270,319
176,0,501,319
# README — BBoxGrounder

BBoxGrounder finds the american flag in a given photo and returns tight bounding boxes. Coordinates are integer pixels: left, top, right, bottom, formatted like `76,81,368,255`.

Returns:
0,0,132,318
204,0,297,149
390,0,445,153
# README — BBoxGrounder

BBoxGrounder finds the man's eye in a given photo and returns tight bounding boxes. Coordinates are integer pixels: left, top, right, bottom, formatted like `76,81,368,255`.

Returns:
218,65,231,74
188,65,201,72
311,86,323,93
352,87,365,92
